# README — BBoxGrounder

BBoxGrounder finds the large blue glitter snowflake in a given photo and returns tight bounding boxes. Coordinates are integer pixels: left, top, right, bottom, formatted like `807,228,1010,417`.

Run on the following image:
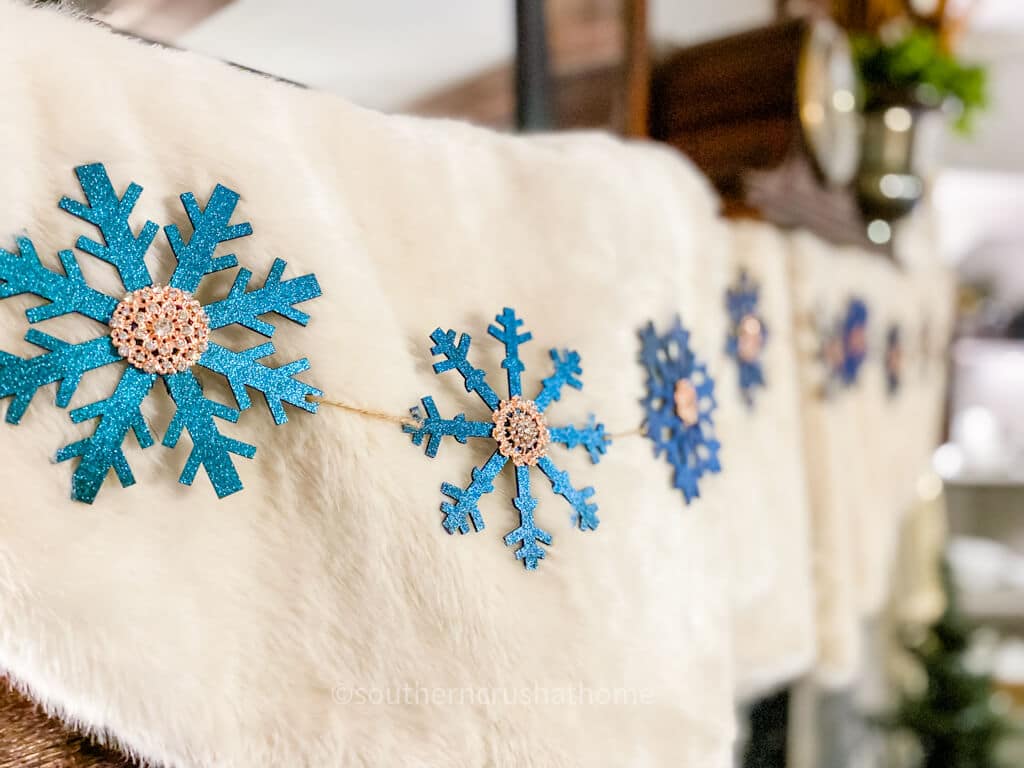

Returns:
725,269,768,407
0,163,321,503
639,317,721,503
404,307,610,570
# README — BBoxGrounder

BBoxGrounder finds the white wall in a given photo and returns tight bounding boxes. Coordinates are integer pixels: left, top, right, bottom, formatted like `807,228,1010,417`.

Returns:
650,0,773,45
934,27,1024,273
942,29,1024,174
180,0,773,111
180,0,516,111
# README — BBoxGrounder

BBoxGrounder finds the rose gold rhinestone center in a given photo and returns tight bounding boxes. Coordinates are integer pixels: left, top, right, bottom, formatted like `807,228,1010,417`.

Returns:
847,326,867,357
492,396,551,467
109,285,210,375
887,343,902,375
673,379,699,427
736,314,764,363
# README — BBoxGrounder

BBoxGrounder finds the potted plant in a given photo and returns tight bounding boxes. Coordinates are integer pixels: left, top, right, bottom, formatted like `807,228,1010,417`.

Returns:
852,26,988,224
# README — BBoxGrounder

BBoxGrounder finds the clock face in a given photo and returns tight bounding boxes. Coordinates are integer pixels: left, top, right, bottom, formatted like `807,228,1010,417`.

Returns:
909,0,941,14
797,20,861,187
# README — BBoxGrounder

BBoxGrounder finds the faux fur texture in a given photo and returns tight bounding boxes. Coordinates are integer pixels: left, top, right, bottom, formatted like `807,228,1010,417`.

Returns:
0,2,736,766
788,231,867,687
788,227,954,687
722,222,816,701
890,490,948,628
844,228,954,619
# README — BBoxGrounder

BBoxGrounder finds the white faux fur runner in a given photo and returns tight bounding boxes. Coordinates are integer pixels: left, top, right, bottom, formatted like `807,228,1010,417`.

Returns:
0,2,737,766
789,226,953,687
723,222,816,701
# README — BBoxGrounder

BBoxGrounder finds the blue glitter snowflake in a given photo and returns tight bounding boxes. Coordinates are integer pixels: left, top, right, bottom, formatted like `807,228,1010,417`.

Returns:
822,298,869,391
639,317,721,504
725,269,768,407
0,163,322,503
404,307,610,570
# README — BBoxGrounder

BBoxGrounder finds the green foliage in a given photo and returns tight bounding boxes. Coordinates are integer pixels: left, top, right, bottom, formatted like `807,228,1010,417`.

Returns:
853,28,989,135
887,561,1014,768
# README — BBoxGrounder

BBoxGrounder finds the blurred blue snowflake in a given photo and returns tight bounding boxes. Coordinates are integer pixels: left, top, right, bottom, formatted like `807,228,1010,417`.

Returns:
639,317,721,503
822,297,869,392
0,163,321,503
725,269,767,407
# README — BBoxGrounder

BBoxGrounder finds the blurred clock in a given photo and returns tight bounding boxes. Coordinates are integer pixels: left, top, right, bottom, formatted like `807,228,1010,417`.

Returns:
650,18,874,249
909,0,942,14
798,19,860,185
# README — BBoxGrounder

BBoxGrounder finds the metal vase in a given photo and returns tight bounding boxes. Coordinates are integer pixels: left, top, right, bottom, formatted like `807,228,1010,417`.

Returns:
855,102,943,222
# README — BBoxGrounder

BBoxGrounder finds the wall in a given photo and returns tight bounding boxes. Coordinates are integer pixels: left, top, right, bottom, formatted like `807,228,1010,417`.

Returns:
179,0,774,111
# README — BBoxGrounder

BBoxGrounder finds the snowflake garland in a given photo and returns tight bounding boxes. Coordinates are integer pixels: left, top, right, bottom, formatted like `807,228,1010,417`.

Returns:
725,269,768,407
0,163,322,503
639,317,721,504
404,307,610,570
822,297,869,392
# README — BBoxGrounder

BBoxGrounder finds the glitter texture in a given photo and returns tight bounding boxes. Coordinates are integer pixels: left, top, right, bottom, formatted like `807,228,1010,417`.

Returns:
725,270,767,407
639,317,721,504
404,307,610,570
0,163,322,502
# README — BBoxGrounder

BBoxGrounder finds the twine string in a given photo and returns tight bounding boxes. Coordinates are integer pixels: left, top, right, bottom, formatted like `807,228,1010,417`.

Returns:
314,397,420,429
315,397,648,441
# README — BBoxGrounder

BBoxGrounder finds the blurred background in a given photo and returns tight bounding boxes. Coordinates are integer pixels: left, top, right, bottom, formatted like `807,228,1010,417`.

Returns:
52,0,1024,765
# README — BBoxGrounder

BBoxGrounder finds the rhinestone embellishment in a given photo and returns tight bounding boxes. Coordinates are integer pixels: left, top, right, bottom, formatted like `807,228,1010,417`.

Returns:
109,285,210,375
492,395,551,467
847,324,867,358
673,379,699,427
736,314,765,363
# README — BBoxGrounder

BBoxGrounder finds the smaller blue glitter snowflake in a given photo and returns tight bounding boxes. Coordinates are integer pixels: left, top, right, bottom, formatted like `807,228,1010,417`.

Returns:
404,307,610,570
822,298,869,392
639,317,721,504
885,324,902,396
725,269,768,407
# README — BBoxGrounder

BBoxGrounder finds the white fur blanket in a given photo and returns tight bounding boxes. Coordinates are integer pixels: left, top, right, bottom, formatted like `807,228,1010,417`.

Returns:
789,231,881,687
789,227,952,686
722,222,815,700
0,2,737,766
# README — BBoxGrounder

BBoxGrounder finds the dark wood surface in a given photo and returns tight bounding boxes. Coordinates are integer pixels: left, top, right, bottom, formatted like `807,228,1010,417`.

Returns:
656,117,796,197
649,19,809,193
0,678,138,768
622,0,649,137
649,18,882,252
650,20,805,137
